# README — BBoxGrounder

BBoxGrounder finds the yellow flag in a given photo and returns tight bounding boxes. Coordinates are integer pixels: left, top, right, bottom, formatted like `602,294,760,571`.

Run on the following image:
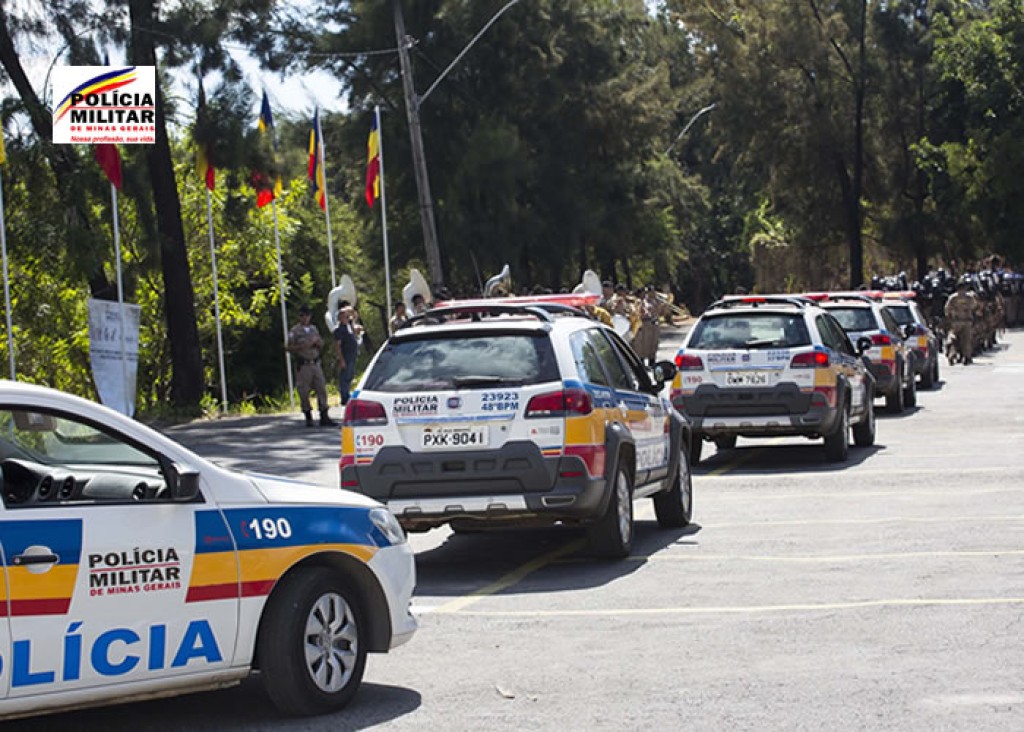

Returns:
0,129,6,165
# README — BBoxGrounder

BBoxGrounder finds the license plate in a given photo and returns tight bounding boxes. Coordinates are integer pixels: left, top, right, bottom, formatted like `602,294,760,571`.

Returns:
725,371,770,386
421,425,489,449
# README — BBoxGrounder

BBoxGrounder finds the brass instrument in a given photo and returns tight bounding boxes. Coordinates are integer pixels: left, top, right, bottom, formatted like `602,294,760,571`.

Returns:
325,274,357,332
483,264,511,298
403,268,431,313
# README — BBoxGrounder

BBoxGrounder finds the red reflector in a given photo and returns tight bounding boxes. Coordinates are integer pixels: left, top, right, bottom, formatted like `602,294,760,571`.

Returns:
525,388,592,418
674,353,704,370
559,470,585,479
564,445,606,478
790,351,830,368
871,334,892,346
811,386,837,407
342,479,360,488
339,454,356,469
343,399,388,426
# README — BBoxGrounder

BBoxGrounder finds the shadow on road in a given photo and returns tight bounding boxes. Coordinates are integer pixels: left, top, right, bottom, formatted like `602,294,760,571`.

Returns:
694,442,884,476
2,679,421,732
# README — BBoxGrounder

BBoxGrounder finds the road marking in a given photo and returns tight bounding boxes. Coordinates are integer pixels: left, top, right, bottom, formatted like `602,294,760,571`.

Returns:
701,465,1023,479
701,486,1024,500
703,514,1024,529
615,549,1024,563
432,538,586,614
443,597,1024,618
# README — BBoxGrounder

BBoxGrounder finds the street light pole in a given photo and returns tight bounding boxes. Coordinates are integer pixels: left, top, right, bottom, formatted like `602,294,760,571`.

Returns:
394,0,443,293
393,0,524,294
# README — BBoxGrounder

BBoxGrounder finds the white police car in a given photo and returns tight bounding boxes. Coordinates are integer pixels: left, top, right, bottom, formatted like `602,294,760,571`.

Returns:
339,297,693,559
0,381,415,720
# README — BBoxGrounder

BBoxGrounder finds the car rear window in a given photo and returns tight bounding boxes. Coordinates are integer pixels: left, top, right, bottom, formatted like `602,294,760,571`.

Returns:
825,307,877,332
884,305,914,326
363,333,560,392
688,313,811,349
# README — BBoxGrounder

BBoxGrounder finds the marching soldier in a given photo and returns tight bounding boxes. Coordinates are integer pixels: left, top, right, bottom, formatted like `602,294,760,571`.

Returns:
286,304,337,427
944,280,976,365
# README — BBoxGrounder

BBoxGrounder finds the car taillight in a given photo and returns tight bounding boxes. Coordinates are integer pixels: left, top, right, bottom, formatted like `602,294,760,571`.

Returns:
790,351,830,368
674,353,704,370
525,388,592,418
871,334,892,346
564,445,606,478
343,399,388,426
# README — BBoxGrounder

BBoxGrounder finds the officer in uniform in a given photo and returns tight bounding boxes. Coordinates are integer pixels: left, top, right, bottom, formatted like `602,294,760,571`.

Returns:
944,279,976,365
286,304,337,427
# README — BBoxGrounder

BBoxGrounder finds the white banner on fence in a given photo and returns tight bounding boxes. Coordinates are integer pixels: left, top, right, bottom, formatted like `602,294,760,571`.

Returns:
87,298,140,416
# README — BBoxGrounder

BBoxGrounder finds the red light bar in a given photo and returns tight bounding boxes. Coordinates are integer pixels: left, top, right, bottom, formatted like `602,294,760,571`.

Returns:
433,293,601,309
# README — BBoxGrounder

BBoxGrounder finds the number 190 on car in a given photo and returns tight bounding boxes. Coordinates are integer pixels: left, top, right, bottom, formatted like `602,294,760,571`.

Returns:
421,426,489,449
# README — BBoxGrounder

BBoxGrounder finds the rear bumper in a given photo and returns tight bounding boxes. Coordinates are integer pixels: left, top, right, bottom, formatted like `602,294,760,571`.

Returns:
870,362,898,394
341,442,610,528
673,384,841,437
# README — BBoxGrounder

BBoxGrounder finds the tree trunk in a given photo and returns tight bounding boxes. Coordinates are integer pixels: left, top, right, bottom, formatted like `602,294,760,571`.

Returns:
128,0,204,410
848,0,868,290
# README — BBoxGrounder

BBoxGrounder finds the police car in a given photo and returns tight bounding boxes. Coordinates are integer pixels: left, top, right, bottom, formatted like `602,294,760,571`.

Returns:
670,295,876,463
807,293,917,413
338,297,693,559
0,381,416,720
876,292,941,390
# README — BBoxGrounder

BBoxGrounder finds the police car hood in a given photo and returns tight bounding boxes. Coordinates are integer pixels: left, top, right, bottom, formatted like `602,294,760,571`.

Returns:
246,472,382,509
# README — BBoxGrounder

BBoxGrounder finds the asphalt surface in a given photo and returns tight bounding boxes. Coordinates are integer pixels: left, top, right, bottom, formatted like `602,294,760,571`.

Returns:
9,326,1024,731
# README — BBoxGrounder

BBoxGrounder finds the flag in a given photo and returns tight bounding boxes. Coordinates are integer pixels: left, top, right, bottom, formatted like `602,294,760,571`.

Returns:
94,144,122,190
195,78,215,191
365,115,380,207
255,90,281,205
252,171,275,208
308,108,326,210
258,90,274,135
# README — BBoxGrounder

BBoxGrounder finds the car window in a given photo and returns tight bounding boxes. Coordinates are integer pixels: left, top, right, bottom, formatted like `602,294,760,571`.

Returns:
689,313,811,349
570,331,611,387
587,330,634,391
0,407,172,507
601,330,654,393
885,305,914,327
824,306,877,332
879,307,901,333
363,332,560,392
815,315,841,351
823,315,855,355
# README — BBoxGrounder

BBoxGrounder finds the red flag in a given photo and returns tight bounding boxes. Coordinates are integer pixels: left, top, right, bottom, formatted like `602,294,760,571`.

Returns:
365,116,380,207
252,170,275,208
94,144,122,190
196,145,215,191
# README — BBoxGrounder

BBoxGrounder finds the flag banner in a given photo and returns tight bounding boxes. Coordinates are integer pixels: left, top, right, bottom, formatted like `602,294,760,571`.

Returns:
87,299,141,416
52,66,156,144
252,170,275,208
308,109,326,210
196,145,215,191
94,143,122,190
365,116,380,207
258,91,274,136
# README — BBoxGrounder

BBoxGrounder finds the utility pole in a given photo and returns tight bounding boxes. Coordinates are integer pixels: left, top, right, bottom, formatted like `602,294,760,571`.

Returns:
394,0,444,293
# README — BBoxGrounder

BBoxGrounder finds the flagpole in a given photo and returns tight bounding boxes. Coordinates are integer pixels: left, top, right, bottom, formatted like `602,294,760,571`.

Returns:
376,105,393,317
0,168,14,380
111,182,130,416
318,114,337,288
206,189,228,413
272,199,295,409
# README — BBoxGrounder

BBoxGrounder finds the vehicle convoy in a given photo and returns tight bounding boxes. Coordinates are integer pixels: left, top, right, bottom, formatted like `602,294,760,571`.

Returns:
807,293,917,413
338,298,693,559
876,292,941,390
670,295,876,463
0,381,416,721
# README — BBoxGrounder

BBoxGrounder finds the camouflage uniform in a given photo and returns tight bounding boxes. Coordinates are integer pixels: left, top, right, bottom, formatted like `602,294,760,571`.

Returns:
944,291,975,364
287,318,333,425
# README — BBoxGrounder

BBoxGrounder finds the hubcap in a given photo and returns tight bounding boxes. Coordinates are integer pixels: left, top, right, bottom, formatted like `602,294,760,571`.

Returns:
304,592,358,693
679,449,692,516
616,472,632,544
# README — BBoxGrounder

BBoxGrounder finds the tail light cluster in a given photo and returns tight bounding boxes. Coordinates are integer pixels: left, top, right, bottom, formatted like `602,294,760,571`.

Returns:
871,334,892,346
674,353,704,370
525,388,593,418
790,351,830,368
343,399,388,426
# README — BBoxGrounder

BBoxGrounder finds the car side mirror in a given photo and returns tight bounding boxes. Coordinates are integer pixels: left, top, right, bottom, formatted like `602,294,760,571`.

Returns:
652,360,678,386
166,463,200,501
902,324,916,339
856,336,872,355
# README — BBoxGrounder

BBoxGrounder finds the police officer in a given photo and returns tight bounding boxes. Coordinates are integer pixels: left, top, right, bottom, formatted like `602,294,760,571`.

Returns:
286,304,336,427
944,279,976,365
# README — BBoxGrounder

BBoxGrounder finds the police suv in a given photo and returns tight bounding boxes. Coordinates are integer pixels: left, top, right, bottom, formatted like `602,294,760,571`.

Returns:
877,292,941,390
0,381,416,720
670,295,876,463
339,298,693,559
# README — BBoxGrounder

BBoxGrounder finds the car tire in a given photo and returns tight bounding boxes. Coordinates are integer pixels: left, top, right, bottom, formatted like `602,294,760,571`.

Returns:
258,568,367,716
588,461,634,559
690,433,704,465
654,445,692,529
852,396,875,447
920,355,936,389
823,402,849,462
903,366,917,408
713,434,737,451
885,372,904,414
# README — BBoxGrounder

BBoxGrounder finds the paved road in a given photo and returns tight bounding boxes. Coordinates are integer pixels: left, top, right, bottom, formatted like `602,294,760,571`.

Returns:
10,328,1024,731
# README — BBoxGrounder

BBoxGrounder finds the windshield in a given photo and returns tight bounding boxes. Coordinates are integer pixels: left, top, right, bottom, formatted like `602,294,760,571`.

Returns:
363,333,560,392
824,307,877,332
689,313,811,349
0,409,159,467
885,305,914,326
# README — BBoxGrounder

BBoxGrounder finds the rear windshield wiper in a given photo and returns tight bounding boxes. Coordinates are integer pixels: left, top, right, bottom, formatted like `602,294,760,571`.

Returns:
452,376,524,388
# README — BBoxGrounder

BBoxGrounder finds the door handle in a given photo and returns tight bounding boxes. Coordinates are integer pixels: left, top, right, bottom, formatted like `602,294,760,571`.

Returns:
13,552,59,566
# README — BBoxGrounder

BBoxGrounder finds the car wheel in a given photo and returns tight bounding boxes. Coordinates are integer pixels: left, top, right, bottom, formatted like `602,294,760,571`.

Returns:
823,402,849,462
920,355,936,389
903,366,917,408
885,372,904,414
653,445,692,528
588,461,634,559
713,434,737,451
258,568,367,716
852,396,875,447
690,433,704,465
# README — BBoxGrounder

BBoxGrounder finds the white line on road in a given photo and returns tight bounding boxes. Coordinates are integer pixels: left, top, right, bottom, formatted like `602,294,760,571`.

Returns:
614,548,1024,563
703,514,1024,529
697,486,1024,500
